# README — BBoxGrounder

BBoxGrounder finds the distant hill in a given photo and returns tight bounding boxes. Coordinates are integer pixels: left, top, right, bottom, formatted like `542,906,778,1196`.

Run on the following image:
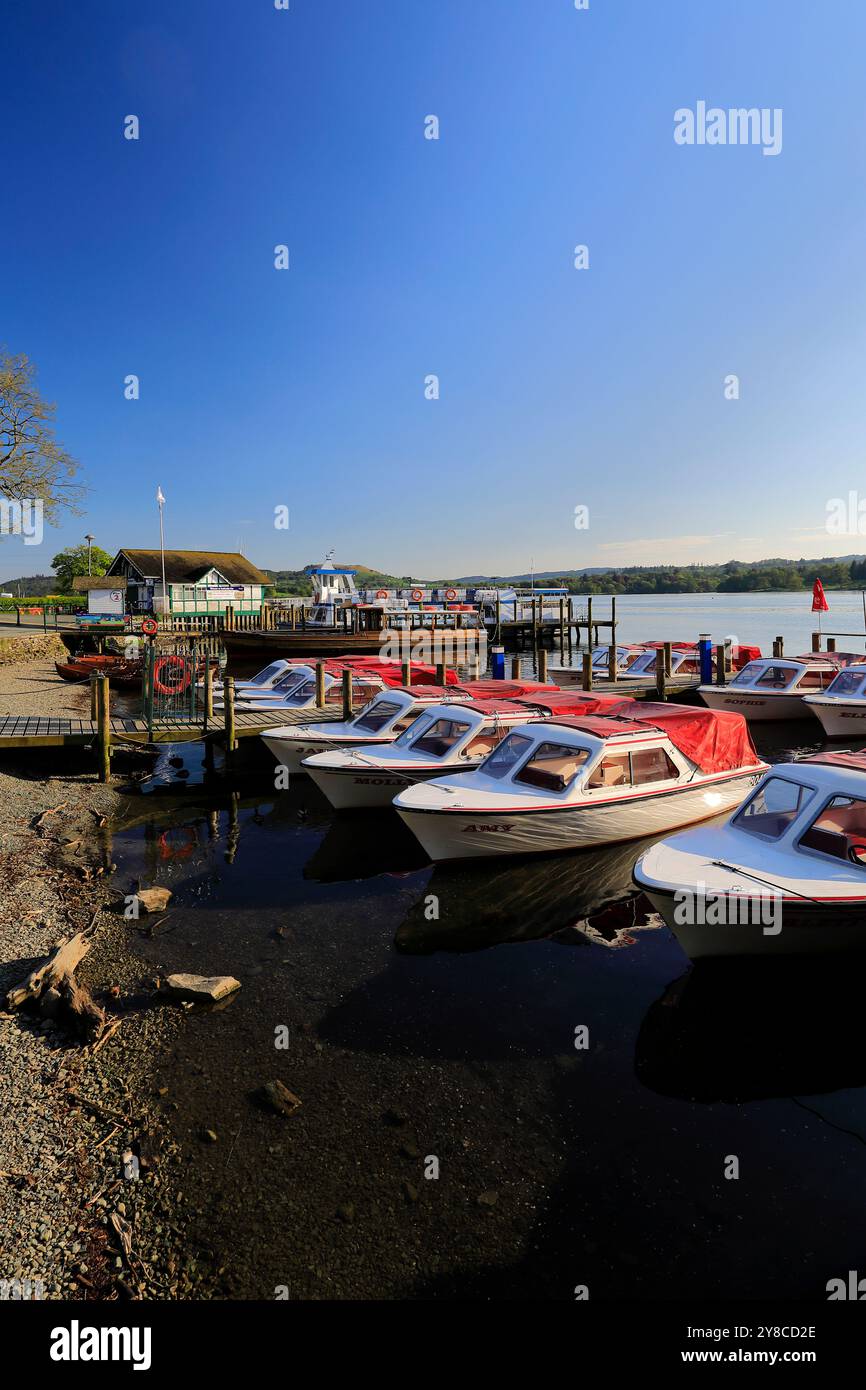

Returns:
0,574,63,596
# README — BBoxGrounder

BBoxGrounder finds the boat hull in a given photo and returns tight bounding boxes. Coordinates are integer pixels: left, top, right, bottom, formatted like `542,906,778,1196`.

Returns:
305,761,465,810
802,698,866,738
640,886,866,958
698,687,811,721
262,732,389,775
396,771,760,862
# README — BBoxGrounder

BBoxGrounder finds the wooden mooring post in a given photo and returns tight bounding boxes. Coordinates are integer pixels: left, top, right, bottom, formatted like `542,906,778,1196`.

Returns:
663,641,672,677
608,643,617,683
511,656,521,679
342,669,353,720
223,676,237,754
315,662,326,708
401,658,412,687
538,648,548,683
582,651,593,691
655,656,667,701
716,643,726,685
96,674,111,782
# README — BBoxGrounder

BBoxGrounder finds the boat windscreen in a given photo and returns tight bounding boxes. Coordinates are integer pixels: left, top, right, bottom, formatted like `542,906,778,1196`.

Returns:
479,733,534,779
733,776,815,840
249,662,285,686
730,663,762,687
352,699,404,733
410,717,472,758
825,669,866,698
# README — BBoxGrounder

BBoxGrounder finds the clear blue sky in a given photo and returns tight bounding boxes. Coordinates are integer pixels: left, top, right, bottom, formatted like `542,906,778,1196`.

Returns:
4,0,866,581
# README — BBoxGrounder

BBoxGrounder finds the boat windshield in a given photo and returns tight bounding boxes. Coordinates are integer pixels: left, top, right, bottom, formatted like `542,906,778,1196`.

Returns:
733,776,815,840
799,794,866,866
280,678,318,705
352,699,404,733
247,662,285,686
514,741,591,793
271,669,311,694
730,663,762,687
479,733,534,779
627,651,657,674
825,669,866,698
409,717,473,759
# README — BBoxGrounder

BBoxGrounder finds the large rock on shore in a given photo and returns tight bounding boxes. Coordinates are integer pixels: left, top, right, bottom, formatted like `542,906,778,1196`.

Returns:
165,973,241,1003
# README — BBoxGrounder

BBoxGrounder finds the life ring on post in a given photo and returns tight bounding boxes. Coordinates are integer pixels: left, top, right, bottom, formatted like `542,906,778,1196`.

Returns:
141,617,159,637
444,588,457,601
375,589,389,599
411,589,423,602
153,655,191,696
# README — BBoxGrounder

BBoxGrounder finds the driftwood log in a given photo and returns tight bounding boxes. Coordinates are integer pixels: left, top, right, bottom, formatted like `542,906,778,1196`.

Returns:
5,932,106,1041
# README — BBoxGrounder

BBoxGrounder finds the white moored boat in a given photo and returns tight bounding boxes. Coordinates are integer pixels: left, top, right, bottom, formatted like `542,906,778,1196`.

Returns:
260,680,564,775
301,692,625,810
633,752,866,958
393,703,766,862
196,658,291,697
234,667,387,713
802,664,866,738
697,655,849,721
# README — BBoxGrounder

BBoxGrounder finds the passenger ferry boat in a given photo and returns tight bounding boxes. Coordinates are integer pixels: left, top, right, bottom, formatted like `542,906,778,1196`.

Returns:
802,664,866,738
697,655,859,721
633,752,866,957
393,704,765,862
301,693,626,810
260,681,561,774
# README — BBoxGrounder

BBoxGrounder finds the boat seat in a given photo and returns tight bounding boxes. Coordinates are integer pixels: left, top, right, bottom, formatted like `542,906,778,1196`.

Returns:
463,735,500,758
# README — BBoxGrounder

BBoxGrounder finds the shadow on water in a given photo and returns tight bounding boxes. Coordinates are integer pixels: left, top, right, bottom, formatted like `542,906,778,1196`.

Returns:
102,738,866,1300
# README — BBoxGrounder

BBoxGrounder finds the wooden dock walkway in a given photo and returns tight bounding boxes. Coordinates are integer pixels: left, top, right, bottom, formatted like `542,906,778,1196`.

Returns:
0,706,344,750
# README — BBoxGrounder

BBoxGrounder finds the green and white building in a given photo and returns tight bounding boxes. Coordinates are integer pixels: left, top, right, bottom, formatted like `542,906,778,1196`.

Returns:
104,549,271,617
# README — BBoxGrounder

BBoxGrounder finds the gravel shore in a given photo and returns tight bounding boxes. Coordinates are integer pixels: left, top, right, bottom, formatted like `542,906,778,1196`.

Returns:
0,660,209,1300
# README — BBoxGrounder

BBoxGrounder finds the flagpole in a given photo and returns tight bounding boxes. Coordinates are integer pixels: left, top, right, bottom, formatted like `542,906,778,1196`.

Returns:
157,487,167,615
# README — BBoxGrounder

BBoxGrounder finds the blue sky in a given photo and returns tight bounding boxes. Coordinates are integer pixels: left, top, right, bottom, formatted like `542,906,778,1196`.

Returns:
4,0,866,581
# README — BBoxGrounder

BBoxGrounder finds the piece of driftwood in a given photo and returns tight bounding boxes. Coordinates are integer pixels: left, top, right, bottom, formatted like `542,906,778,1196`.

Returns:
5,932,106,1041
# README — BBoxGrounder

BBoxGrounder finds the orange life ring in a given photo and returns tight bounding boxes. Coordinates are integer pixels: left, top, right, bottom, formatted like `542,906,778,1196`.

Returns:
375,589,389,599
141,617,159,636
411,588,423,602
153,655,190,695
444,587,457,601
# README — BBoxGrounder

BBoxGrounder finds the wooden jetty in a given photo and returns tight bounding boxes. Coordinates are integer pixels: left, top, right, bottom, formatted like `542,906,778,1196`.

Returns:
0,705,344,750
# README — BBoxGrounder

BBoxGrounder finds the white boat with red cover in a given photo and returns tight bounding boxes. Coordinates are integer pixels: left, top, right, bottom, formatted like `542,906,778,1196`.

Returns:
697,654,860,721
260,680,562,775
394,703,766,862
633,752,866,958
302,692,627,810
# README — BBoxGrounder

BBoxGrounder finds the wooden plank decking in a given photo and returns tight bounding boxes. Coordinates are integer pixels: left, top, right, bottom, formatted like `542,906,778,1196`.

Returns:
0,705,345,749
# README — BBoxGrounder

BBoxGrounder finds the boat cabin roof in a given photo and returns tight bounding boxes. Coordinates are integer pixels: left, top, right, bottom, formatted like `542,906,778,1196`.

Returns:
797,750,866,776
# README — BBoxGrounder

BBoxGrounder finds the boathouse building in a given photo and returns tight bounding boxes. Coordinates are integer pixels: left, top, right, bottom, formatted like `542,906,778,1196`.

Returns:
104,549,271,617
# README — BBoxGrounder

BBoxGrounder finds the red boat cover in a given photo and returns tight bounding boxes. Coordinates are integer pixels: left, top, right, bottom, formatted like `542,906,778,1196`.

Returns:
319,658,460,686
455,680,561,699
638,641,761,668
792,651,863,668
516,691,628,716
548,704,761,774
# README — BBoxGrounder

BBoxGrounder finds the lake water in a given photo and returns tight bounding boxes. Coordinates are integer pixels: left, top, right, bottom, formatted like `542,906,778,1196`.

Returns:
569,590,866,656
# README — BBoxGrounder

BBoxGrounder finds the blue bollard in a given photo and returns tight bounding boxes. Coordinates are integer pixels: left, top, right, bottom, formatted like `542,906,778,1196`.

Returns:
491,645,505,680
698,633,713,684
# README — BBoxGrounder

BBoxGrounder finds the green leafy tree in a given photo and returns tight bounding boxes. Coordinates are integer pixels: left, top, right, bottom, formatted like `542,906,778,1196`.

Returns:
1,350,83,521
51,543,113,592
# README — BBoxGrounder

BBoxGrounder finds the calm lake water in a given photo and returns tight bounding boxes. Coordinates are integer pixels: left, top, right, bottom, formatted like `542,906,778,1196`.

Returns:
570,589,866,656
104,687,866,1300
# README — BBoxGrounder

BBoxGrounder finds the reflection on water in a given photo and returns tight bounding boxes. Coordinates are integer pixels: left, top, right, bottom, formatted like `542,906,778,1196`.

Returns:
637,957,866,1103
99,710,866,1300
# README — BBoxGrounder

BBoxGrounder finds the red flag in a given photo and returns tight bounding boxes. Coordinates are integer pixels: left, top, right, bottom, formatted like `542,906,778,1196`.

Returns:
811,579,829,613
